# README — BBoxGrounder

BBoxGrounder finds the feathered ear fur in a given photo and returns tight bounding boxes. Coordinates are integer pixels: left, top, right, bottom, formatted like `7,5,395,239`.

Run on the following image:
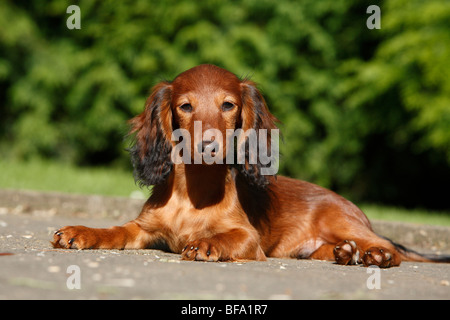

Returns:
128,82,173,187
239,80,279,187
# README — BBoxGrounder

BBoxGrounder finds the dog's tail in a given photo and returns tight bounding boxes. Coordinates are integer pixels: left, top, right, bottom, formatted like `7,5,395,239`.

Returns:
387,238,450,263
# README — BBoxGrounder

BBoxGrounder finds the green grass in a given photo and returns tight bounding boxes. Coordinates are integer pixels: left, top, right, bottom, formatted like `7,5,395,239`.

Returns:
0,158,148,198
1,159,449,226
361,204,450,227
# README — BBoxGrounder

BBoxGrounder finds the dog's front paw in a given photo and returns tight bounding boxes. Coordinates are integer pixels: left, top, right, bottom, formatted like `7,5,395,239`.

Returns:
52,226,98,249
181,239,221,262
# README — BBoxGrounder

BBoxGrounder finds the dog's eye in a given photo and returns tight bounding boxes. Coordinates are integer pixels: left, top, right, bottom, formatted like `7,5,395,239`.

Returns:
222,102,235,111
179,103,193,112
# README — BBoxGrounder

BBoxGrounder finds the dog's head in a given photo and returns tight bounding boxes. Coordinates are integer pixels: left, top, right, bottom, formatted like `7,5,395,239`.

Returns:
129,64,278,187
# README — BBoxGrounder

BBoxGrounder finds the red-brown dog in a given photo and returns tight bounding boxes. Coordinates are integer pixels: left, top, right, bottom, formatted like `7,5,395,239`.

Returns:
53,64,448,267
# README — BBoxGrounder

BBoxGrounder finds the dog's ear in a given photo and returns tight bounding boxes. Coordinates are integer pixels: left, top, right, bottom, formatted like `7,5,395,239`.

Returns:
239,80,279,187
128,82,173,187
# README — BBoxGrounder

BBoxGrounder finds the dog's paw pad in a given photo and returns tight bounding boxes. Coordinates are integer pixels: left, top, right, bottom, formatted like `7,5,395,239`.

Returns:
362,247,393,268
334,240,360,265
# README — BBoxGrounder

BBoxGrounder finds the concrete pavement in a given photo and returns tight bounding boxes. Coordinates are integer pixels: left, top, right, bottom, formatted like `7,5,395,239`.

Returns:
0,190,449,300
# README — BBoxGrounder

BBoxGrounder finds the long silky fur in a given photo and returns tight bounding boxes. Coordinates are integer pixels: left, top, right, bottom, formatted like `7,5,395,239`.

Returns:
238,81,279,188
129,83,173,187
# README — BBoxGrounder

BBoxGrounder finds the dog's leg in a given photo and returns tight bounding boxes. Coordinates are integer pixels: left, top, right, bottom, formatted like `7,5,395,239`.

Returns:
332,240,363,265
308,241,362,265
181,228,266,262
308,238,401,267
52,221,155,249
333,238,401,267
308,243,339,261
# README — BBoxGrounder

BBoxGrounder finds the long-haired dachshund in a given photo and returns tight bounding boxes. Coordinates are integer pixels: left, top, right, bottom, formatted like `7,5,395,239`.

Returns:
53,64,449,267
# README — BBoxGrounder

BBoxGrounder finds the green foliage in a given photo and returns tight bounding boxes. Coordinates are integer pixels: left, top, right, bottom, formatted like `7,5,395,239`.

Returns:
0,0,449,209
